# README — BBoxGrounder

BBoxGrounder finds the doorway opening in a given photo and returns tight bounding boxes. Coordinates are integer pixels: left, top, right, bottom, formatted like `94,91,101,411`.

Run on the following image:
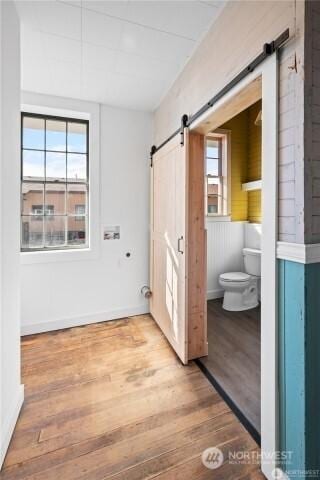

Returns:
188,57,278,478
199,99,263,442
150,55,278,479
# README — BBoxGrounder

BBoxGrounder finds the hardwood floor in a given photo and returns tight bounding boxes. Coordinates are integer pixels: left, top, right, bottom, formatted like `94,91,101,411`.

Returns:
200,299,261,432
0,315,264,479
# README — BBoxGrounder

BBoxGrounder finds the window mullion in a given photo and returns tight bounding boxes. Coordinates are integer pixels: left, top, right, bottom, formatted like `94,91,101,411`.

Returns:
43,118,47,247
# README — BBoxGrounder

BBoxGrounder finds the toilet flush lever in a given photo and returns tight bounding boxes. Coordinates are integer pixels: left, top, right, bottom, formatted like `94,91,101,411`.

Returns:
177,236,184,254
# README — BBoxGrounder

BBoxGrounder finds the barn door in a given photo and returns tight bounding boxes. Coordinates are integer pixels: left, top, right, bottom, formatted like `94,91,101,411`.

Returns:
150,132,188,364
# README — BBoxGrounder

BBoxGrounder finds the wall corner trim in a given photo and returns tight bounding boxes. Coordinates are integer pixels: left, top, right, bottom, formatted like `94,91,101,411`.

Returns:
0,384,24,468
277,242,320,264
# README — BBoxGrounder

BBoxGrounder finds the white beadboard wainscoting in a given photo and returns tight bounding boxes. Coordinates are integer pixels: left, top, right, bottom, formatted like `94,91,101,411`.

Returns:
206,219,245,299
206,220,261,299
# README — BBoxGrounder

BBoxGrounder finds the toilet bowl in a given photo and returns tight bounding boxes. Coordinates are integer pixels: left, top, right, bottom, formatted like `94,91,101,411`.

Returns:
219,248,261,312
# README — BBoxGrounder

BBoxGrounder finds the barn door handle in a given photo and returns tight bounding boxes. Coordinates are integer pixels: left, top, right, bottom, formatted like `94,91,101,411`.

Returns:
178,236,184,254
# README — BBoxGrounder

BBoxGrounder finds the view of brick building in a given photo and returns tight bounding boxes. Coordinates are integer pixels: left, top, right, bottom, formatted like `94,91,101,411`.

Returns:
207,182,219,213
21,179,86,249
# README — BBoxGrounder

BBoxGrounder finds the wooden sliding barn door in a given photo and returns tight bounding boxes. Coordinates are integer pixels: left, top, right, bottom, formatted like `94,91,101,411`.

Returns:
150,133,188,363
150,130,207,364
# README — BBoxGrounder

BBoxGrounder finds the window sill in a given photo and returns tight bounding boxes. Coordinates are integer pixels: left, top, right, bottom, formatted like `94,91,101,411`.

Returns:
206,215,231,222
20,246,99,265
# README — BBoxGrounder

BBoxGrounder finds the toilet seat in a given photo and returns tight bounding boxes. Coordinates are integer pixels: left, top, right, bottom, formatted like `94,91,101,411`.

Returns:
220,272,251,283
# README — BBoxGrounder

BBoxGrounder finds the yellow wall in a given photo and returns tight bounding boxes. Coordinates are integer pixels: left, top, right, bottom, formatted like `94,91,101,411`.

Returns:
248,190,261,223
248,101,262,223
221,111,248,221
221,100,262,223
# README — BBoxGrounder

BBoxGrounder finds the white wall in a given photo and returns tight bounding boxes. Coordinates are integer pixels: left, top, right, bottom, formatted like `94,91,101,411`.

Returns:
21,93,152,334
0,1,24,468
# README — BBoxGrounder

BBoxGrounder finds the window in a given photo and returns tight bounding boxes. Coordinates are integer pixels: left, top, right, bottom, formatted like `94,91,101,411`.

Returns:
75,204,86,221
31,205,54,217
205,133,228,216
21,113,89,251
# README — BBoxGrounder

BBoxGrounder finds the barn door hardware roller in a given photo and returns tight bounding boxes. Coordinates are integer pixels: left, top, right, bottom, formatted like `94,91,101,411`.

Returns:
149,28,289,158
180,114,189,146
150,145,156,167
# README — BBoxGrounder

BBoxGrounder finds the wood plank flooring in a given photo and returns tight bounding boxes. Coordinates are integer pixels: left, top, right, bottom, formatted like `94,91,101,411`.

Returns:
200,299,261,432
0,315,264,479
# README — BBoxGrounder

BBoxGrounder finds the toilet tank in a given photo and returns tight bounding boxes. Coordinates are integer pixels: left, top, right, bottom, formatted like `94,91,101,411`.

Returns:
243,248,261,276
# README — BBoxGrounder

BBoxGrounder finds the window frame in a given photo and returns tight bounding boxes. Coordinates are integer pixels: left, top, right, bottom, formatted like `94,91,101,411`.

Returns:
205,130,230,217
20,111,89,252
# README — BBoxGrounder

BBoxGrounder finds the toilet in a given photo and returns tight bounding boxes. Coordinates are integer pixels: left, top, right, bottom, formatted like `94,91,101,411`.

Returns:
219,248,261,311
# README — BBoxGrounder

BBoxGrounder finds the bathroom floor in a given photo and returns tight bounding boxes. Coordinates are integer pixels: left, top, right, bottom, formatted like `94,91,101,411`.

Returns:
200,298,261,433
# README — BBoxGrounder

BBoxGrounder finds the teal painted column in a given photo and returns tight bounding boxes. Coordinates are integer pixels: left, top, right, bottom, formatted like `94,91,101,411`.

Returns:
278,260,320,479
305,264,320,474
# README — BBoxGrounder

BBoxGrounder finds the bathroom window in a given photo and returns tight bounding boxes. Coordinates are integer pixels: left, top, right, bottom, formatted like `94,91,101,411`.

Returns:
205,133,229,216
21,112,89,251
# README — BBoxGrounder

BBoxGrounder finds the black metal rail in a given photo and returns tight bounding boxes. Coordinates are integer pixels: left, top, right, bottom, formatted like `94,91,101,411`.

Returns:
150,28,290,165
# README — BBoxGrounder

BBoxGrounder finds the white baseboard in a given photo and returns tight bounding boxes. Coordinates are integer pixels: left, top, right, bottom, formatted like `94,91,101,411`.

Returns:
21,305,150,336
207,289,224,300
1,384,24,468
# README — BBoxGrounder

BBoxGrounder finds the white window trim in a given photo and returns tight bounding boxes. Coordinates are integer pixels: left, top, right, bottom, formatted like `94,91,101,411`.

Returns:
20,93,100,264
205,129,231,218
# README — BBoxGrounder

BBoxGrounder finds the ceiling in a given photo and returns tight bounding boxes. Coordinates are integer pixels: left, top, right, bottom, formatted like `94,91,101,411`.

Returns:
15,0,226,111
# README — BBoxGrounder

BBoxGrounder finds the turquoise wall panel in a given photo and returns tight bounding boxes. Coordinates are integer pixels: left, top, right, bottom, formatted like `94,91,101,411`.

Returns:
278,260,306,475
279,260,320,478
278,260,286,457
305,264,320,472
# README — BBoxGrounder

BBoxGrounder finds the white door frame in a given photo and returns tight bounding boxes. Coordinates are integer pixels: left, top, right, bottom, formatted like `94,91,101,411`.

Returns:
190,55,278,480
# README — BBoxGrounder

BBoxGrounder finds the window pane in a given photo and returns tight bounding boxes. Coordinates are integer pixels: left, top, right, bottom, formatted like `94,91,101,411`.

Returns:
23,150,45,179
68,122,87,153
22,182,44,215
21,216,44,249
45,216,66,247
207,177,219,195
46,120,66,151
207,139,220,157
208,203,218,214
45,183,66,215
46,152,66,181
68,216,86,246
67,153,87,181
23,116,45,150
206,158,219,176
67,184,87,214
207,195,218,214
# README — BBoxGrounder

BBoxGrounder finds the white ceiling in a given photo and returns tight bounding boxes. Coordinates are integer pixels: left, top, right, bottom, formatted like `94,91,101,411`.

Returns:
15,0,226,111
